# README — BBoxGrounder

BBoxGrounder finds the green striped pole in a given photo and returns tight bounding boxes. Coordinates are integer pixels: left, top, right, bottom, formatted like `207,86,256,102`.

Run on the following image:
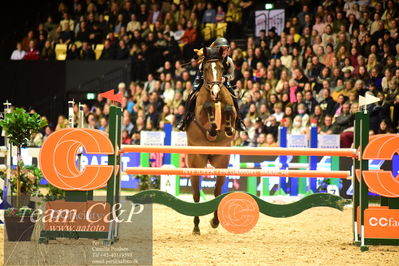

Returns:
140,152,150,167
247,176,257,195
171,153,180,196
261,177,270,196
298,156,308,195
330,156,340,187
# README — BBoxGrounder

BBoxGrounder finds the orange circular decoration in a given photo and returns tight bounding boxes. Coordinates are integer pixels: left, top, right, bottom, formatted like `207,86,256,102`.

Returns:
218,192,259,234
39,128,115,191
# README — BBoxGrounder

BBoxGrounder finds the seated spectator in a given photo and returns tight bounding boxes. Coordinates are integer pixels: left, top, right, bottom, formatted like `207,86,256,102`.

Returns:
66,44,79,60
114,14,124,34
202,3,216,24
115,40,129,59
122,129,131,144
60,23,74,44
23,40,40,60
271,103,284,122
331,102,354,133
127,14,141,33
303,91,318,114
215,6,226,23
21,30,35,51
87,113,98,129
79,42,95,60
378,119,395,134
238,131,252,146
291,116,307,135
310,105,323,126
256,133,267,147
265,133,279,147
122,116,134,135
10,42,26,60
148,3,162,24
319,88,336,117
44,16,57,33
181,21,197,45
246,103,258,123
319,115,334,135
36,34,46,53
262,116,279,141
76,21,90,43
41,40,55,60
174,24,185,43
55,115,68,130
98,117,108,132
295,103,310,126
100,40,115,60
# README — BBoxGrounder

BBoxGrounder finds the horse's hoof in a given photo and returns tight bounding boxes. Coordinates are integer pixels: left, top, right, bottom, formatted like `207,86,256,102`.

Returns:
206,131,217,141
192,227,201,235
210,218,219,229
225,127,234,138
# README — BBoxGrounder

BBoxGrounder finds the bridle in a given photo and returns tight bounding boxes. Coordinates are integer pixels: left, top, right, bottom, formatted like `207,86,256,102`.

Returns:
203,59,223,101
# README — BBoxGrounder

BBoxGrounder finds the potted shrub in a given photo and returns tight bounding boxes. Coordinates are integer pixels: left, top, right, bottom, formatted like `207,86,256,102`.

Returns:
5,165,44,208
44,183,65,202
0,107,47,241
135,174,160,190
4,207,37,241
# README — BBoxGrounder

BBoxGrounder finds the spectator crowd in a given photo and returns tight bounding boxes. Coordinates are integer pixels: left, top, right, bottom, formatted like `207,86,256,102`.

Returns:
11,0,399,148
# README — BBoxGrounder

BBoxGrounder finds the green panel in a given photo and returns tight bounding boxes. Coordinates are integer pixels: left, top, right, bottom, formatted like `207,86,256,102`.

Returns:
140,153,150,167
388,198,399,209
65,191,87,202
261,177,269,196
353,112,361,240
171,153,180,196
358,113,369,230
364,238,399,246
40,230,109,239
127,190,349,218
247,176,257,195
298,156,308,195
330,156,340,186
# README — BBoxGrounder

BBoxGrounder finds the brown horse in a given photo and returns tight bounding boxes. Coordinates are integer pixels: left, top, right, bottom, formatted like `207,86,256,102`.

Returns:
186,47,237,234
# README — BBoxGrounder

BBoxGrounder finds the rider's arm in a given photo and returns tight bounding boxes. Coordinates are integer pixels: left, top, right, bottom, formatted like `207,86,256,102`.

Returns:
224,57,235,81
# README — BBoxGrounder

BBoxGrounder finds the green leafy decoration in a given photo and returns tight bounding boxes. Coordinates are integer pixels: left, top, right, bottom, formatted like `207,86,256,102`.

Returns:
0,108,47,147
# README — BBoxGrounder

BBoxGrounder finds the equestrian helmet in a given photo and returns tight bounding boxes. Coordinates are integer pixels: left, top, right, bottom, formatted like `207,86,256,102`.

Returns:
214,37,229,48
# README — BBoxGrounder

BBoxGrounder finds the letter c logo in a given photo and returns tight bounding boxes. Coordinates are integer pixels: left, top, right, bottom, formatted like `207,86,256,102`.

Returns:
361,134,399,197
40,129,116,190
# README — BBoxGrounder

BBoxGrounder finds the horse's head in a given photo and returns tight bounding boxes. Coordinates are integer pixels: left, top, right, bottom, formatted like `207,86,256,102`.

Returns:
202,47,224,102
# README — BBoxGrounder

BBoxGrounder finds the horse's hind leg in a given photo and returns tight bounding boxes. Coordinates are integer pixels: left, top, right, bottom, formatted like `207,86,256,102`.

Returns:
224,104,235,138
204,101,218,141
209,155,229,228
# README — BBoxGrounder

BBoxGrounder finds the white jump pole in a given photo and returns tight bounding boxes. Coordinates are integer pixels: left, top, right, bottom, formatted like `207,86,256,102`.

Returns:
2,101,12,209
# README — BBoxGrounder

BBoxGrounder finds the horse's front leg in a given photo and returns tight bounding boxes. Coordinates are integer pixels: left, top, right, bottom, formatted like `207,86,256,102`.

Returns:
190,175,201,234
224,104,235,138
204,101,218,141
209,155,229,229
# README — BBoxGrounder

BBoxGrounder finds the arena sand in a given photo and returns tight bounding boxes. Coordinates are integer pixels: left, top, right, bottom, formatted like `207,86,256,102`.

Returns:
1,198,398,265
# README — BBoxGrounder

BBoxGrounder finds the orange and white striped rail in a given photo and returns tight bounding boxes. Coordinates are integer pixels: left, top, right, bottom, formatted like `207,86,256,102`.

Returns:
120,145,357,158
125,167,351,179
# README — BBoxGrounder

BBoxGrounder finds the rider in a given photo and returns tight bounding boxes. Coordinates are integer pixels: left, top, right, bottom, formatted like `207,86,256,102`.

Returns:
177,37,246,131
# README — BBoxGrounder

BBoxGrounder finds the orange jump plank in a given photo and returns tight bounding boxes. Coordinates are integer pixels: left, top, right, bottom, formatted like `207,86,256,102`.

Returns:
125,167,351,178
120,145,357,158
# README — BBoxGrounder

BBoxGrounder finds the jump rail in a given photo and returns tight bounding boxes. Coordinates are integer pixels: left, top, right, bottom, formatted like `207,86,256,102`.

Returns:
125,167,351,179
120,145,357,158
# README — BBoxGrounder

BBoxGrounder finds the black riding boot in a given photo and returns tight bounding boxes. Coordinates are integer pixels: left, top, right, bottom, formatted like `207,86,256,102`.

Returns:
225,81,246,131
176,71,203,131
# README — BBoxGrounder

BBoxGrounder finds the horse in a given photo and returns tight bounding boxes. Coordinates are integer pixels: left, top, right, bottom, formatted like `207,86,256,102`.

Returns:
186,47,237,234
